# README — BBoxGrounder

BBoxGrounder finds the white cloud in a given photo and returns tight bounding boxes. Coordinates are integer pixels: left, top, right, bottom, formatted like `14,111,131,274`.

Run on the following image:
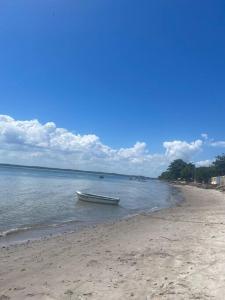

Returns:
195,159,213,167
201,133,208,140
163,140,203,161
0,115,207,176
210,141,225,147
0,115,100,152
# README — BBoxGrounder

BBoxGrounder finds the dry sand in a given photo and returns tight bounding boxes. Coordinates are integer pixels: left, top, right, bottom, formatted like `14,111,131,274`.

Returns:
1,185,225,300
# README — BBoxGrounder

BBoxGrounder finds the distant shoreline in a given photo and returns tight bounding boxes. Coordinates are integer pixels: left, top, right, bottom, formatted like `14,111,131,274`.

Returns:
0,162,152,180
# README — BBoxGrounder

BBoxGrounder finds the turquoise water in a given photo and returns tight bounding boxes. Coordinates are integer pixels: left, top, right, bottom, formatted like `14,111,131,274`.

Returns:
0,165,181,244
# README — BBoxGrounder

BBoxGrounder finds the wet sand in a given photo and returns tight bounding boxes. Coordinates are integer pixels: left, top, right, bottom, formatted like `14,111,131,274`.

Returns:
1,185,225,300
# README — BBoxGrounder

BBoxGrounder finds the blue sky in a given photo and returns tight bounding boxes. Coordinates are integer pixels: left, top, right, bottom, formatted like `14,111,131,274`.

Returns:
0,1,225,176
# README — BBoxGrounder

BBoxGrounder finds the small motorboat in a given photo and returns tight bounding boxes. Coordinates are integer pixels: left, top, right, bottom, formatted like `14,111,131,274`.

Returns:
76,191,120,205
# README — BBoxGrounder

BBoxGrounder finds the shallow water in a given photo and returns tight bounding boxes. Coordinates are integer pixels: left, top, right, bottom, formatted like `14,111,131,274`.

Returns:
0,165,181,244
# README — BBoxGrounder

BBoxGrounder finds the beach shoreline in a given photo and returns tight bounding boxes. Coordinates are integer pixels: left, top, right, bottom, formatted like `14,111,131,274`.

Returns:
1,185,225,299
0,184,183,248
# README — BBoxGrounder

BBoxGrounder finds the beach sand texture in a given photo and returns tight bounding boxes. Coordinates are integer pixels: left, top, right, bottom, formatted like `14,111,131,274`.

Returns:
1,185,225,300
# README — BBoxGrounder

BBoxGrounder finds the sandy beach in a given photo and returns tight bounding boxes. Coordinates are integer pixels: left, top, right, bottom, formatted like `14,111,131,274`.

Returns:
1,185,225,300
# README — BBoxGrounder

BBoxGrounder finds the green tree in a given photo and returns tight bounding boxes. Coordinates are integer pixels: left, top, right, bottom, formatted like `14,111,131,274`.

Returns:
158,171,172,180
195,167,212,183
213,154,225,176
180,163,195,181
167,159,188,180
158,155,225,183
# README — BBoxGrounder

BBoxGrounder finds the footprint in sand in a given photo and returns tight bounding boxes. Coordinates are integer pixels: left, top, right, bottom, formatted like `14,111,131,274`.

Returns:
13,287,26,291
86,259,99,267
25,293,57,300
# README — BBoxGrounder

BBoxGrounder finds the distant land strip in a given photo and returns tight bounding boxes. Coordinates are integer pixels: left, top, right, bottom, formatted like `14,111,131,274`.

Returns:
0,163,153,180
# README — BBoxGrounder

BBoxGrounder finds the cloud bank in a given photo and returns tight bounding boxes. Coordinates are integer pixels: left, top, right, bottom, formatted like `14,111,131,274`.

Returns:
210,141,225,147
0,115,213,176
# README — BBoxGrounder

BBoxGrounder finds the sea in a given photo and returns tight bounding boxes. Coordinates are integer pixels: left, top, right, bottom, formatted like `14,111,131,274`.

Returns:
0,164,182,246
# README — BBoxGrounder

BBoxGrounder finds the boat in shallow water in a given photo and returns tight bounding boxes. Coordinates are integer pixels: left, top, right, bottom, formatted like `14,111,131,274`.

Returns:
76,191,120,205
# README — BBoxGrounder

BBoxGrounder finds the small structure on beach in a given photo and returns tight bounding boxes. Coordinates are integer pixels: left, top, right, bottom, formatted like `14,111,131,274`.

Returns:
211,176,225,186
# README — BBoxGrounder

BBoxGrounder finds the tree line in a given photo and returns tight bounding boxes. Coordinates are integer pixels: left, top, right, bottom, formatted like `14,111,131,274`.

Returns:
158,154,225,183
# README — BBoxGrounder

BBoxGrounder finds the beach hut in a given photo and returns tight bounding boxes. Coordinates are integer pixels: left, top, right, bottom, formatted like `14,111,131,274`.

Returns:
211,176,225,186
211,177,220,185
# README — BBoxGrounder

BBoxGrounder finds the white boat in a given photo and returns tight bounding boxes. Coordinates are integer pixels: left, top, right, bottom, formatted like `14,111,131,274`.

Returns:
76,191,120,205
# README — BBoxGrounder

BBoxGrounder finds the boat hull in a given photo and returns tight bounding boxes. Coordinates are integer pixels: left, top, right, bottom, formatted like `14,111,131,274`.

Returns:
76,191,120,205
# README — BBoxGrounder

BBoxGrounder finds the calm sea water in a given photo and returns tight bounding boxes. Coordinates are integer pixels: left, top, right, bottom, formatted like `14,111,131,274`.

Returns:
0,165,182,244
